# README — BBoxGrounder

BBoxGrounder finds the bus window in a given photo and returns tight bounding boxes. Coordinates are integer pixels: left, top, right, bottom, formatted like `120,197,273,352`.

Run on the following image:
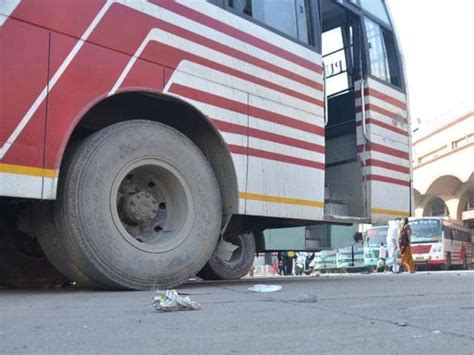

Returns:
364,18,402,87
350,0,390,25
364,227,388,247
410,219,442,244
227,0,315,46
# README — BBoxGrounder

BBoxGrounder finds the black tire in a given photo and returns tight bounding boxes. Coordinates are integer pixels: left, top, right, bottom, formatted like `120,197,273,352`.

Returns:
198,232,256,280
0,218,67,289
33,203,103,289
37,120,222,290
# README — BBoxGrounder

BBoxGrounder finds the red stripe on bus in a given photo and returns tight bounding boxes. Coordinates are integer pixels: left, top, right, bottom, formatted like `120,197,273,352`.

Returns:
356,104,408,124
357,143,409,160
169,84,325,136
212,119,325,154
356,119,408,137
150,0,323,74
146,42,323,108
366,174,410,187
229,144,325,170
411,245,431,254
355,88,406,110
366,159,410,174
427,259,445,265
170,26,323,91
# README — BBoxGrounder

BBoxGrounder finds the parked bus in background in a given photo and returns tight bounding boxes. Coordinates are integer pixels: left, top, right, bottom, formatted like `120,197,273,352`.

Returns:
314,250,338,272
363,225,388,269
410,218,472,270
336,244,365,270
0,0,411,289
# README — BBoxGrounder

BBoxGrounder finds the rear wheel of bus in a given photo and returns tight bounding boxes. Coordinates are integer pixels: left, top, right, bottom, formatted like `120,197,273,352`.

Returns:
36,121,222,290
198,232,256,280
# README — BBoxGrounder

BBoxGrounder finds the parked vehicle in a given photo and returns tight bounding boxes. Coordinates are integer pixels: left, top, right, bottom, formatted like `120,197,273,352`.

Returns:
0,0,411,289
314,250,338,272
336,244,366,270
295,252,316,275
410,217,472,270
363,226,389,269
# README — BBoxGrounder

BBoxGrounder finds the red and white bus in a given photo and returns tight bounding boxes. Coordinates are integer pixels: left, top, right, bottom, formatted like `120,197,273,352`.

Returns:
410,218,472,270
0,0,412,289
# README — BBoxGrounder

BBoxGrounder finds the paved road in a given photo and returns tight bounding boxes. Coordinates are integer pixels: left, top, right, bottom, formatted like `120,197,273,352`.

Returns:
1,271,473,354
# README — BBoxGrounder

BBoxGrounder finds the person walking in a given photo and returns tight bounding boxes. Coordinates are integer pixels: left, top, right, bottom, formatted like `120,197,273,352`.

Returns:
386,219,401,273
399,218,415,273
377,242,388,272
285,250,296,275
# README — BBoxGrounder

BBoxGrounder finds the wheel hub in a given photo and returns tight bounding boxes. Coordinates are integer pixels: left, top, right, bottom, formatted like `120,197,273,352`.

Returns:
122,191,159,224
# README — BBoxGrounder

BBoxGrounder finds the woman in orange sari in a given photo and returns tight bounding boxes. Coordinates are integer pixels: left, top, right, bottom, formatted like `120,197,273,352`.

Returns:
399,218,415,273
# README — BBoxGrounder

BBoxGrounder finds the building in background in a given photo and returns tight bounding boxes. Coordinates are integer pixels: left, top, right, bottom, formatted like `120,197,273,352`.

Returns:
412,111,474,231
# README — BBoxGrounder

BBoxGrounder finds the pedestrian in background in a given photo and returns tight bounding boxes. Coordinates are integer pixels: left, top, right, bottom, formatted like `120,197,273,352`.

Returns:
277,252,285,275
285,250,296,275
377,242,388,272
387,219,401,273
399,218,415,273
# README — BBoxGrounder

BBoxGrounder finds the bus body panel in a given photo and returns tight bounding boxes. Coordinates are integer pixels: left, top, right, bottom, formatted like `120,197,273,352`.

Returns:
0,1,409,224
0,0,326,220
355,77,411,223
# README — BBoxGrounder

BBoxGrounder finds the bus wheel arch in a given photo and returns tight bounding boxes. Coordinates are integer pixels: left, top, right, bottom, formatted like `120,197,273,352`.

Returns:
56,90,239,227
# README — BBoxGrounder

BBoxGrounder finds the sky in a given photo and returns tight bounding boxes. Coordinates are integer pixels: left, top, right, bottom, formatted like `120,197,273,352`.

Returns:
387,0,473,129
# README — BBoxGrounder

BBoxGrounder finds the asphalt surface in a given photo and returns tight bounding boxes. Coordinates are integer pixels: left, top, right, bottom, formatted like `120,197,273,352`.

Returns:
1,271,473,354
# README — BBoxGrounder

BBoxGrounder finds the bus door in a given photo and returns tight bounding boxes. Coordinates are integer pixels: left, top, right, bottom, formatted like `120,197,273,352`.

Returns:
321,0,367,221
356,9,411,224
321,0,410,224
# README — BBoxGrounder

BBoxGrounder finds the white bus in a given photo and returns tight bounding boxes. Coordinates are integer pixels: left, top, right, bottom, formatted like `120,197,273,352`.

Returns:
410,218,472,270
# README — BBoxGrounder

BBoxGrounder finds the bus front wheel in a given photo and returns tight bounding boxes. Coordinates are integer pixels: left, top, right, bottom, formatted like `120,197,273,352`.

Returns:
36,120,222,290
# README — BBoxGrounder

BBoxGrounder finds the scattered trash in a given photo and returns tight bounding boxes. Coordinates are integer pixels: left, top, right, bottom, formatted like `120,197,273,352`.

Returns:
411,335,423,339
248,284,282,293
152,290,202,312
432,330,441,334
295,294,318,303
394,321,408,327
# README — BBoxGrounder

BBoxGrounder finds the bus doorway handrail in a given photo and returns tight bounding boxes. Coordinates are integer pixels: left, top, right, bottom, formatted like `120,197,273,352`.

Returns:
323,60,328,127
360,79,370,142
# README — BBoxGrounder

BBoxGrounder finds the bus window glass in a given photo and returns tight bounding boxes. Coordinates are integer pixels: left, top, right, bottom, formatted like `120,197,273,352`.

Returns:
359,0,389,25
227,0,314,45
410,219,442,244
365,18,389,82
364,227,388,247
349,0,390,25
364,18,402,87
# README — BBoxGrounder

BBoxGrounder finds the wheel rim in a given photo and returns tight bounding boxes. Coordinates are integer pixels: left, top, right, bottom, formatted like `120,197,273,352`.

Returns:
110,158,194,253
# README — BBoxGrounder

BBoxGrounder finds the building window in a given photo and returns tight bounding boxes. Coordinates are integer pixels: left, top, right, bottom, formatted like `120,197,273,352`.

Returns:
427,197,449,217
